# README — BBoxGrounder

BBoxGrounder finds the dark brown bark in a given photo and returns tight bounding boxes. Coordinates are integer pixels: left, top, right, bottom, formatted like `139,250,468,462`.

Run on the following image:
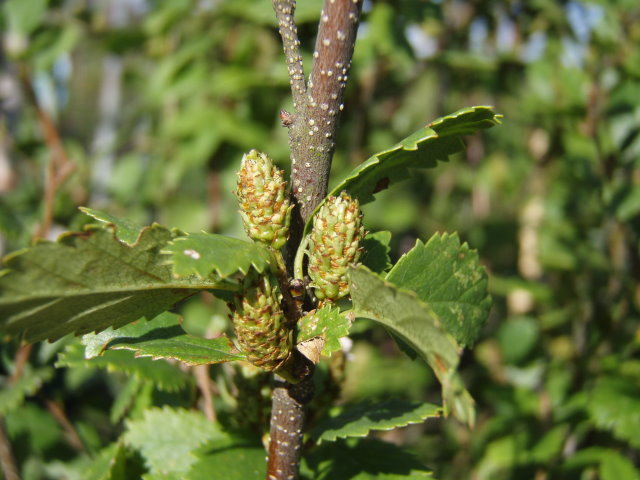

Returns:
267,1,362,479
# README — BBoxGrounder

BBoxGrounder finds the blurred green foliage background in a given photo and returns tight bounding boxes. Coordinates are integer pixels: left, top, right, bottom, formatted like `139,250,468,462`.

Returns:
1,0,639,478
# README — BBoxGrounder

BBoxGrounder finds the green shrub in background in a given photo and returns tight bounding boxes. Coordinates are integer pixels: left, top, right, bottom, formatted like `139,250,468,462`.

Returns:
0,1,638,479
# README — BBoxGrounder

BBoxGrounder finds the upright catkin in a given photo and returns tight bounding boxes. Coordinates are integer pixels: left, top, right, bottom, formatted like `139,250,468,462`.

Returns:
236,150,293,249
308,192,365,301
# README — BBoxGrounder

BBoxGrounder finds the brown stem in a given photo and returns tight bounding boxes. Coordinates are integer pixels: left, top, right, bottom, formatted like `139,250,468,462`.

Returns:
267,2,362,479
273,0,307,110
0,417,20,480
266,379,313,480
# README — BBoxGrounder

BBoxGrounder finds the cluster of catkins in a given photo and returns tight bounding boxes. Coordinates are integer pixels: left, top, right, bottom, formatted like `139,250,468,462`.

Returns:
229,150,365,373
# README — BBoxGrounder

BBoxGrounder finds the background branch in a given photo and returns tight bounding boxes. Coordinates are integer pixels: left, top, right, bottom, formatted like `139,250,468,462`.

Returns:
18,65,76,239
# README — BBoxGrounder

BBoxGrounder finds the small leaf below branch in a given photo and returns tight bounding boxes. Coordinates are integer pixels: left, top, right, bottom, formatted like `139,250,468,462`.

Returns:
296,305,351,357
79,207,146,246
91,312,245,365
312,399,441,444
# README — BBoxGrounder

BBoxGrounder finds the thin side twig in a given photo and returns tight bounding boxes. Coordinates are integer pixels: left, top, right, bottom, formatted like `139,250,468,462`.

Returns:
194,364,217,422
273,0,307,110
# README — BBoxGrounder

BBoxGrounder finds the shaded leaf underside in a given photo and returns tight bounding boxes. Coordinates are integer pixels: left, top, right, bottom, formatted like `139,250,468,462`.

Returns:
303,438,433,479
0,225,225,342
349,266,475,427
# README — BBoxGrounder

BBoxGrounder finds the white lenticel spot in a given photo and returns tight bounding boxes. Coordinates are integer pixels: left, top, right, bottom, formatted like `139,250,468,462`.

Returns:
184,249,200,260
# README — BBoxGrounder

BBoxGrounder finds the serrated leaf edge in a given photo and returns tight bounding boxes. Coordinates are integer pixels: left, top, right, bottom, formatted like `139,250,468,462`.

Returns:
303,106,501,237
314,402,442,444
161,233,273,279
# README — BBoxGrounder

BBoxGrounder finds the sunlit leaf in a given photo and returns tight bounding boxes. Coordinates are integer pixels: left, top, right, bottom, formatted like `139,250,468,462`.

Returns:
296,305,351,356
56,342,190,392
83,442,127,480
163,232,273,279
96,312,245,365
588,376,640,448
186,437,266,480
386,233,491,347
124,407,225,476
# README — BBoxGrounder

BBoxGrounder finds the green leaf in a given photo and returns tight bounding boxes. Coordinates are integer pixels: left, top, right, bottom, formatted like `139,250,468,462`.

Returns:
296,305,352,356
588,376,640,448
349,265,475,427
386,233,491,347
0,367,54,415
102,313,245,365
56,342,190,392
186,437,266,480
0,224,228,343
163,232,273,278
83,442,127,480
600,451,640,480
2,0,48,36
302,438,434,480
361,231,392,274
304,106,501,236
107,318,245,365
4,403,62,454
124,407,225,476
312,399,441,444
80,207,145,246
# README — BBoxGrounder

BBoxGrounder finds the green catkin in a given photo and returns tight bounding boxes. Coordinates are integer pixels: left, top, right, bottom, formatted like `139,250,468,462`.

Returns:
229,271,292,371
236,150,293,249
308,192,365,301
